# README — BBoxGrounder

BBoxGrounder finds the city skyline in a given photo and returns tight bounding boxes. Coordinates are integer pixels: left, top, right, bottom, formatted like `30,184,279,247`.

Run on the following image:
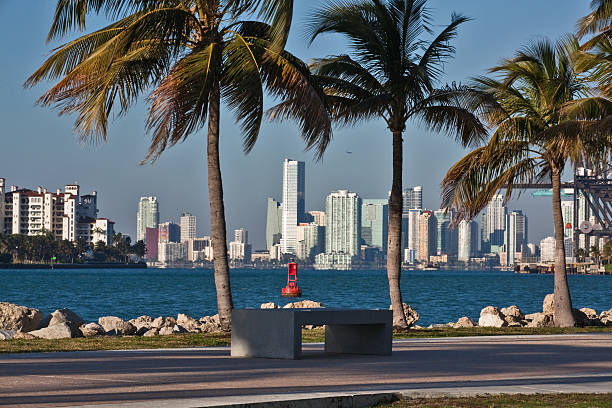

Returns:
0,1,592,250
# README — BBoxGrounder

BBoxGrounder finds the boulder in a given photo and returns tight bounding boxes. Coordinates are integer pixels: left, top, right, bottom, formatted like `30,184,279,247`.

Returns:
527,312,553,328
13,331,35,339
98,316,136,336
600,309,612,326
0,329,16,340
80,323,105,337
0,302,43,332
177,314,200,332
478,306,507,328
580,308,598,319
543,294,555,315
501,305,524,324
173,325,188,334
48,308,85,328
199,314,222,333
158,326,174,336
454,317,476,328
29,322,82,339
572,308,600,327
283,300,324,309
260,302,279,309
389,303,420,328
151,316,177,329
143,328,159,337
129,316,154,330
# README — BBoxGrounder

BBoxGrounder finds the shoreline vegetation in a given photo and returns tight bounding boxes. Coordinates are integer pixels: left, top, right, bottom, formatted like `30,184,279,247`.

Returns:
2,327,612,354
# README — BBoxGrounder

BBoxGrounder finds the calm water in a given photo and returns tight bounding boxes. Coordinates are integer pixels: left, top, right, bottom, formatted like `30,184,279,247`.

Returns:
2,268,611,325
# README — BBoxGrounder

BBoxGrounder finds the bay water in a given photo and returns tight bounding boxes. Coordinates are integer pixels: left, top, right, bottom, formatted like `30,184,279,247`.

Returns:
2,268,611,325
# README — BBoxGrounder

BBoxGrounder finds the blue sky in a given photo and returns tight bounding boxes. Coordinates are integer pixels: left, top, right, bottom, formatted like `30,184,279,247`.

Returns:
0,1,591,249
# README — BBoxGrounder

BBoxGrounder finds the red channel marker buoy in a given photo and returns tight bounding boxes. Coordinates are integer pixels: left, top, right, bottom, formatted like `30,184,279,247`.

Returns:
281,262,302,298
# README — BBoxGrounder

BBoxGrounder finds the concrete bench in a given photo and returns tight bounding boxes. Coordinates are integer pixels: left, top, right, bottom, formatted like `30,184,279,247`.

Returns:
231,308,392,359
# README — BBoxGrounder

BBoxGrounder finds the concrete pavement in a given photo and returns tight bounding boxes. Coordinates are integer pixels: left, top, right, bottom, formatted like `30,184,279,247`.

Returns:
1,333,612,407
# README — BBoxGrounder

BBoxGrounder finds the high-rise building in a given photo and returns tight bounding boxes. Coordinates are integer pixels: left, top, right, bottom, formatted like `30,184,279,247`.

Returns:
402,186,422,213
158,242,187,264
417,210,437,262
145,227,159,261
322,190,361,257
234,228,248,243
406,208,421,257
482,194,506,253
433,209,457,256
229,228,251,261
187,237,213,262
308,210,326,226
265,198,283,250
361,199,388,251
458,220,479,261
179,212,196,242
505,210,528,265
137,197,159,243
280,159,305,254
158,222,180,243
297,223,324,260
540,236,556,263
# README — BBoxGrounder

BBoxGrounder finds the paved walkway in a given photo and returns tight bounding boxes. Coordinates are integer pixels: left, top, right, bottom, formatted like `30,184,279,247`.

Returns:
1,333,612,407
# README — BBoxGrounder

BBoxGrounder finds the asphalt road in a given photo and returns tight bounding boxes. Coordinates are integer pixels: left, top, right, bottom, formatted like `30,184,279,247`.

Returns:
1,334,612,407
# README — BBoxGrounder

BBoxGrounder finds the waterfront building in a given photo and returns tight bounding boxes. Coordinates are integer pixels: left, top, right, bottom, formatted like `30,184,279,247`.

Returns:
296,223,324,261
361,199,388,251
540,237,556,263
561,201,574,239
137,197,159,243
308,210,326,226
0,179,114,245
145,227,159,261
417,210,437,262
406,208,421,257
179,212,196,242
158,222,180,243
433,209,457,256
265,198,282,251
187,236,212,261
482,195,507,254
158,241,187,264
280,159,305,255
229,228,251,262
505,210,528,265
458,220,479,261
402,186,422,213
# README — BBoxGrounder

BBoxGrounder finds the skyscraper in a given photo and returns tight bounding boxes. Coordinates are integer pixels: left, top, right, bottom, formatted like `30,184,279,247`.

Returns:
505,210,528,265
158,222,180,243
234,228,248,243
137,197,159,243
406,208,421,258
265,198,282,250
482,194,506,253
230,228,251,261
180,212,196,242
417,210,437,262
361,199,388,251
458,220,479,261
280,159,305,254
402,186,423,213
561,201,574,239
324,190,361,256
296,223,324,260
433,209,457,256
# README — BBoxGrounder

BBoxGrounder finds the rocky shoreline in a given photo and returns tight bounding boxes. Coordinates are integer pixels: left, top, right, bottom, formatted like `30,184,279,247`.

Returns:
1,296,611,341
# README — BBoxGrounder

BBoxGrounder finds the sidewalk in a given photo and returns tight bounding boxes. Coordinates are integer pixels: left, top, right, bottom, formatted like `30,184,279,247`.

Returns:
1,333,611,407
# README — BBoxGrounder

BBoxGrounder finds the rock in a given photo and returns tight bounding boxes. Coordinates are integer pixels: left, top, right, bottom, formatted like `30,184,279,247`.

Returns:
0,329,16,340
199,314,222,333
454,316,476,328
129,316,154,330
572,308,600,327
527,312,553,328
260,302,279,309
428,324,450,328
478,306,507,328
508,321,525,328
389,303,420,328
173,324,188,334
580,308,598,319
158,326,174,336
48,308,85,328
524,313,540,321
13,331,35,339
600,309,612,326
143,328,159,337
501,305,524,324
283,300,324,309
29,322,82,339
0,302,43,332
543,294,555,315
80,323,105,337
177,314,200,332
37,314,52,329
98,316,136,336
151,316,177,329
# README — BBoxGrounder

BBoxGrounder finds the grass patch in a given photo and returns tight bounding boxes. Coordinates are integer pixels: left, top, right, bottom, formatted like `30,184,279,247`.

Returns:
1,326,611,354
606,264,612,272
376,393,612,407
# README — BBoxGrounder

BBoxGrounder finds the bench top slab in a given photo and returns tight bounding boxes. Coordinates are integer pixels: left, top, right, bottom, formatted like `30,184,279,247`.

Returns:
233,308,392,326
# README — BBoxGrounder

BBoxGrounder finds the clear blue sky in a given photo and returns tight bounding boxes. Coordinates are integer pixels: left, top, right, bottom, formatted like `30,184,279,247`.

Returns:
0,1,591,249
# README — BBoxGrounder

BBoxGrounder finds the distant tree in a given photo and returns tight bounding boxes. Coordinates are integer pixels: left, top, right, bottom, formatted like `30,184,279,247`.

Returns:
590,245,602,267
602,239,612,263
131,240,146,259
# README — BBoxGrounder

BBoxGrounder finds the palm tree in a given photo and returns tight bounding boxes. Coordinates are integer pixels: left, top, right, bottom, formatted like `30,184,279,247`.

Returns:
26,1,328,331
602,239,612,263
577,0,612,48
272,0,487,328
590,245,602,267
442,39,612,327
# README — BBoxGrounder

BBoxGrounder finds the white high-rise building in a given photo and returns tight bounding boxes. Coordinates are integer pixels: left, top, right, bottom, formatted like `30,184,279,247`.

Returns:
540,236,556,263
323,190,361,256
137,197,159,243
266,198,282,250
482,194,507,253
418,210,437,262
406,208,421,257
180,212,196,242
402,186,422,213
280,159,305,254
433,209,457,256
229,228,251,261
505,210,528,265
234,228,248,244
296,223,324,260
308,210,326,226
458,220,479,261
561,201,574,239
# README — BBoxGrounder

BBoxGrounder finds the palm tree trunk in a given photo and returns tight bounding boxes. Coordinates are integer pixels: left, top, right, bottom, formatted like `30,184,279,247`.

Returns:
207,84,233,332
387,130,408,329
551,168,575,327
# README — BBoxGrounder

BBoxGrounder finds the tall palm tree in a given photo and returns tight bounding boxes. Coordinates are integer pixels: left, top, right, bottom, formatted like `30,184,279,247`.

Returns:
271,0,487,328
26,0,329,331
442,39,612,327
577,0,612,48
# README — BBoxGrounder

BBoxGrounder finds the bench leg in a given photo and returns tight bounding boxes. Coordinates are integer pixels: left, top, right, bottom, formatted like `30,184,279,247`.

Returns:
324,324,391,355
231,310,301,359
